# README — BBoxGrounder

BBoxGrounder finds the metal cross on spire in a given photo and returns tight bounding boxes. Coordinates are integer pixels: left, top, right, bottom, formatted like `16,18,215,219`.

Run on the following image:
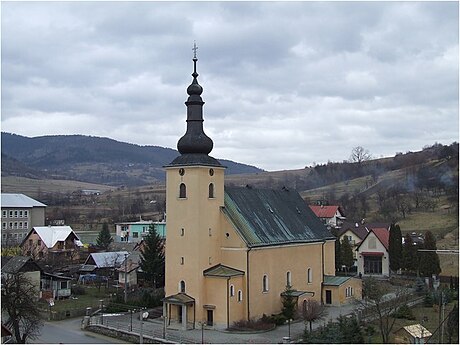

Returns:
192,41,198,59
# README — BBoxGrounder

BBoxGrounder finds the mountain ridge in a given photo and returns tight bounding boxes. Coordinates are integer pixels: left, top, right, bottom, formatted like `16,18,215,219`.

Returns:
1,132,263,186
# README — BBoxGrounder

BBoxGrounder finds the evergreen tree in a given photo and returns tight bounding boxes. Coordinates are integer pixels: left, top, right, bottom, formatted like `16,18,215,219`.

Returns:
340,237,354,269
140,225,165,288
96,222,113,250
389,224,403,272
338,315,364,343
419,231,441,277
281,285,297,321
335,238,342,270
402,233,417,271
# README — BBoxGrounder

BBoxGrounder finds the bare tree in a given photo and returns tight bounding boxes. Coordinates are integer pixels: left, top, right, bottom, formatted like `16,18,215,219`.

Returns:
1,273,43,343
359,277,410,343
350,146,372,164
300,299,328,333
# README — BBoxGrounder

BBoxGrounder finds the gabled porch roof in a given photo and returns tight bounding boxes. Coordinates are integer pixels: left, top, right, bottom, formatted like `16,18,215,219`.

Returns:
203,264,245,278
162,292,195,305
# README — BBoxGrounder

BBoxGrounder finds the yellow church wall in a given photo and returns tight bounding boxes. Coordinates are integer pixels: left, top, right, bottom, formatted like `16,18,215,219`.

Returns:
202,278,227,326
227,275,246,327
323,239,336,275
165,165,226,319
247,242,326,320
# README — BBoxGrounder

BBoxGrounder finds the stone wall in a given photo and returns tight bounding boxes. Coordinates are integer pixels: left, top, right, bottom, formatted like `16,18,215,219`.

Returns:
86,325,165,344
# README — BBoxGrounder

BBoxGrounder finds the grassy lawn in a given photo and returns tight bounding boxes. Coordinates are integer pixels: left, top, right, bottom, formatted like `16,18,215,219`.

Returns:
39,286,119,313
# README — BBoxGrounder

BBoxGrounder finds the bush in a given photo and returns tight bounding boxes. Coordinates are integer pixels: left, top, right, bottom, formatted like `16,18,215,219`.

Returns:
271,313,287,326
392,304,416,320
229,318,274,331
71,285,86,295
424,293,434,307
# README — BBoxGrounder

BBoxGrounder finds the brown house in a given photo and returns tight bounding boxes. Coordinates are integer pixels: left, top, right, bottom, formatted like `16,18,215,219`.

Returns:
20,226,83,266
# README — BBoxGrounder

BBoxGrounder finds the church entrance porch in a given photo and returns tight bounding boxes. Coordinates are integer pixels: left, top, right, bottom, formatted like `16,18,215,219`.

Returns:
162,293,195,330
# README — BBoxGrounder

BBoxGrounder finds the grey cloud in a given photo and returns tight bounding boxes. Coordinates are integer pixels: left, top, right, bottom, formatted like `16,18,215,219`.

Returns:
1,1,458,171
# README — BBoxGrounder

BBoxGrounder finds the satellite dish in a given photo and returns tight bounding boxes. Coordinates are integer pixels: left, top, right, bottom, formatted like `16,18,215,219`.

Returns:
142,311,149,320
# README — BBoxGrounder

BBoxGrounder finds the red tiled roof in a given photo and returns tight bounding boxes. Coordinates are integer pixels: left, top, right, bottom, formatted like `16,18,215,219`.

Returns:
372,228,390,250
309,205,341,218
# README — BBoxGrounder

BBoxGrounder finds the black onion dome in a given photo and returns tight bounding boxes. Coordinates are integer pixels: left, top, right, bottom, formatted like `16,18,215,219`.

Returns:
170,49,220,167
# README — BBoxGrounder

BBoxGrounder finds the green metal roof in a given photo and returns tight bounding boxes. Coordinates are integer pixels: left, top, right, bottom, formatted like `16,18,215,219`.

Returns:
280,290,315,298
223,187,335,248
203,264,245,278
323,275,353,286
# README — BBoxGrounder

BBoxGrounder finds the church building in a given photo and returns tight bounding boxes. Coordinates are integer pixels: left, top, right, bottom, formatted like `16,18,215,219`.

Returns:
162,50,361,330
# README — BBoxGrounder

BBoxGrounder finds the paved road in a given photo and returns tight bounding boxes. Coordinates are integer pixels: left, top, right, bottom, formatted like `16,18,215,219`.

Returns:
33,317,126,344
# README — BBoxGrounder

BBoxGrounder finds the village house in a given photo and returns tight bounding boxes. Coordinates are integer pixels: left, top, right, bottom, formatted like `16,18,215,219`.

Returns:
1,256,43,300
83,251,129,279
1,193,46,247
336,221,369,266
117,251,142,289
356,227,390,277
115,219,166,243
309,205,346,229
20,226,83,265
162,54,362,330
41,272,73,300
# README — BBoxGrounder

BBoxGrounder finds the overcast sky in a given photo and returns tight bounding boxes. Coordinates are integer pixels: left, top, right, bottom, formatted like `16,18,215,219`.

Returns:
2,1,459,171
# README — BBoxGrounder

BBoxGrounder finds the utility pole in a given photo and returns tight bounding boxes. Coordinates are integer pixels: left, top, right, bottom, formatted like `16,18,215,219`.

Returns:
124,253,128,303
441,292,445,344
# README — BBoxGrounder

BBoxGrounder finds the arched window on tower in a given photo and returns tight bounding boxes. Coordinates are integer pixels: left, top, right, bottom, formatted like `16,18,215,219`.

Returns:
307,268,312,284
179,183,187,198
180,280,186,293
208,183,214,198
286,271,292,286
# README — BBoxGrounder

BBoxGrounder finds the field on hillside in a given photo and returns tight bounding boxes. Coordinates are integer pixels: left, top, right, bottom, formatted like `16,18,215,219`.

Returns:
1,176,115,198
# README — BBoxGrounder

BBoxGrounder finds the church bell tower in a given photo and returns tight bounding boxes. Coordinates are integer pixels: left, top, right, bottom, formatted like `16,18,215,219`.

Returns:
163,44,225,329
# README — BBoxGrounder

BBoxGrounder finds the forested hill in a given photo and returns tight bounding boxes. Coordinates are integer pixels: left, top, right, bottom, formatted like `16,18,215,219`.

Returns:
1,132,262,186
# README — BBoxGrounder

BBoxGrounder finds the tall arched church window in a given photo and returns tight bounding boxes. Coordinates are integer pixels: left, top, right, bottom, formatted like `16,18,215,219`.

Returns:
179,183,187,198
263,275,269,292
180,280,186,293
307,268,312,283
286,271,292,286
208,183,214,198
